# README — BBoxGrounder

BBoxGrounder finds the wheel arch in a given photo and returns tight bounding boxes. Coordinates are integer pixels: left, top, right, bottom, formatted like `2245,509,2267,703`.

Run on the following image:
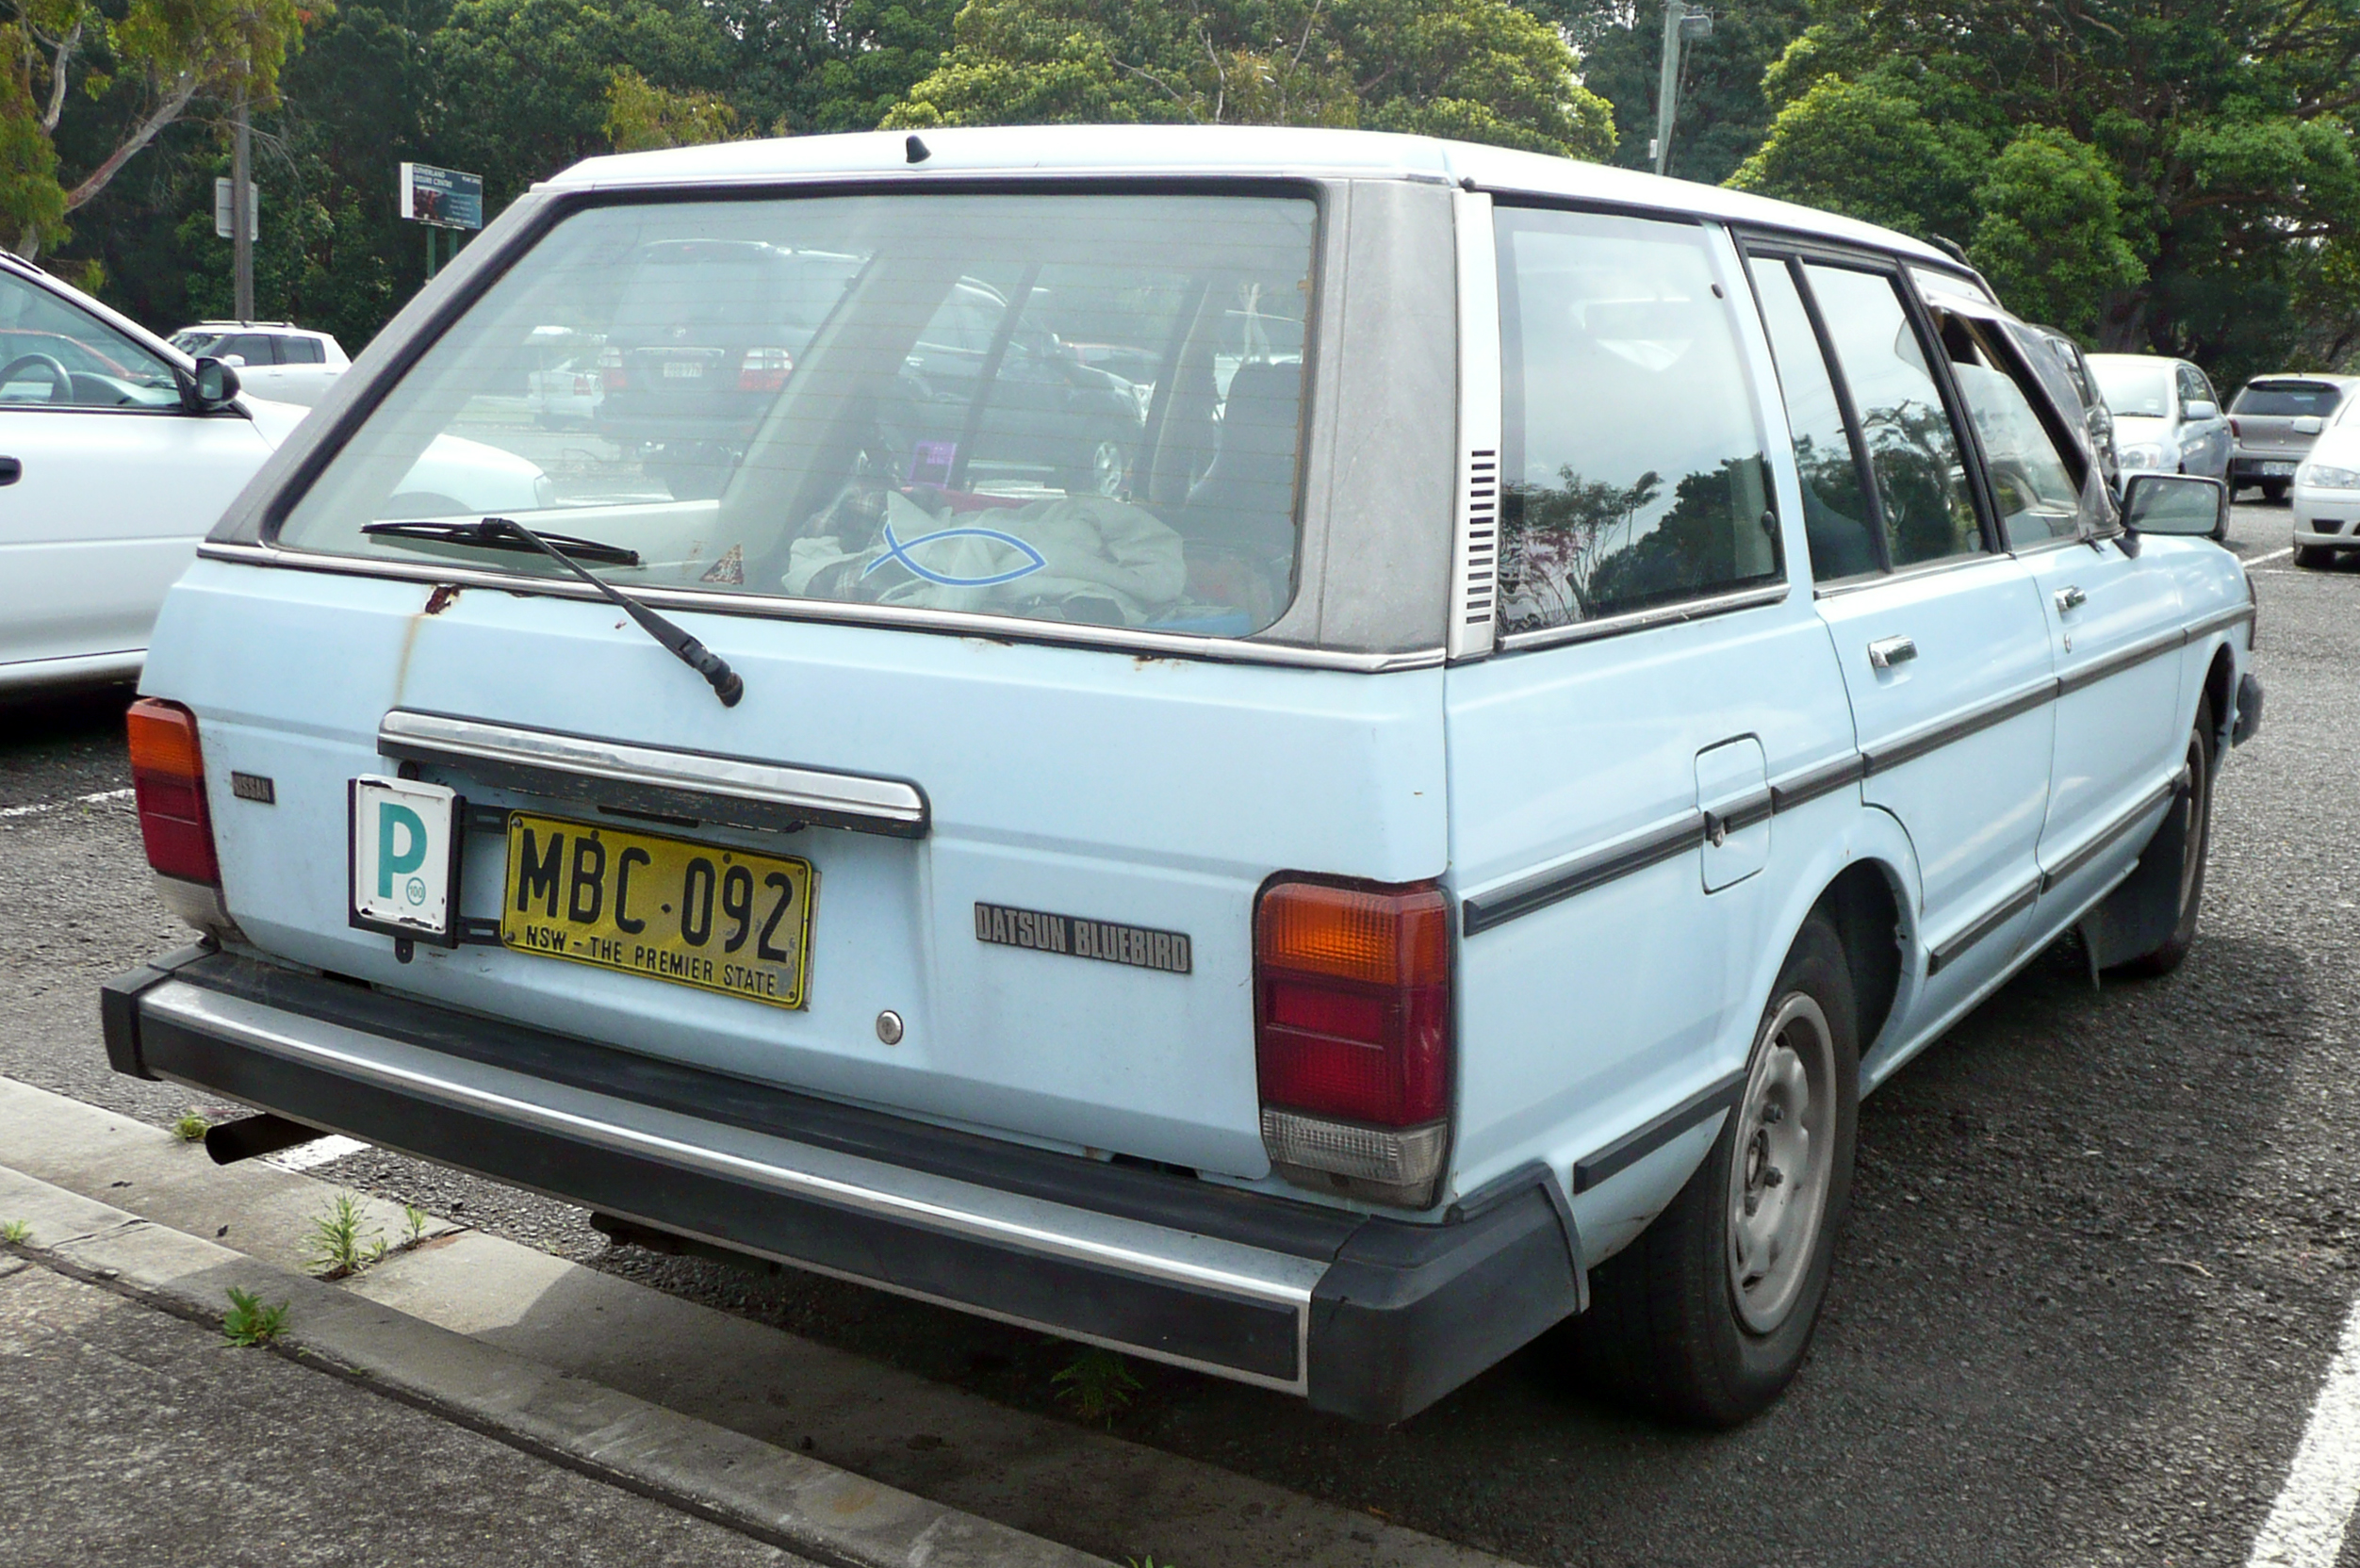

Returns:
2201,641,2237,756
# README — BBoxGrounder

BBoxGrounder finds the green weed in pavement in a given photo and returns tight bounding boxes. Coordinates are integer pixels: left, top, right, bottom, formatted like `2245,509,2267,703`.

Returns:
221,1286,288,1347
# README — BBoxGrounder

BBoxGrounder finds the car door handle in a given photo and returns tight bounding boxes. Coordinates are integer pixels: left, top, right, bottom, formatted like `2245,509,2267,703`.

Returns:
1867,635,1918,670
0,456,18,486
2055,585,2087,612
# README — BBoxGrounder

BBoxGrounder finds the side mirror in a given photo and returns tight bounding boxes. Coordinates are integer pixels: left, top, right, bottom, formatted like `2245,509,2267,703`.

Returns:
2183,399,2220,423
2122,472,2229,542
181,356,242,413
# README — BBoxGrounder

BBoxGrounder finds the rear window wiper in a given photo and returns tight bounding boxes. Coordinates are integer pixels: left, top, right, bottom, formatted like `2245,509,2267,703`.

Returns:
362,515,744,708
362,517,642,566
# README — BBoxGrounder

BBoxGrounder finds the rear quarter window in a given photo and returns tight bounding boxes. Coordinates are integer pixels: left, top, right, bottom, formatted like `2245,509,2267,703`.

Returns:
1493,207,1780,636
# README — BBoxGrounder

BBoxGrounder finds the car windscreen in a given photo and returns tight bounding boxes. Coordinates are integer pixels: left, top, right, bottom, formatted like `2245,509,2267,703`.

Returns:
2090,359,2171,418
273,191,1319,641
2233,382,2343,417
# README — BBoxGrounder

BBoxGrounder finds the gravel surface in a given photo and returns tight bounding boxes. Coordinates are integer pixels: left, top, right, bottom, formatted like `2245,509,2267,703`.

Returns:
4,503,2353,1567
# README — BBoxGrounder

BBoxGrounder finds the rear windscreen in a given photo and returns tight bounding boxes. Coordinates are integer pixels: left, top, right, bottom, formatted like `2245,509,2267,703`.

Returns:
272,192,1319,641
2090,359,2171,418
2233,382,2343,417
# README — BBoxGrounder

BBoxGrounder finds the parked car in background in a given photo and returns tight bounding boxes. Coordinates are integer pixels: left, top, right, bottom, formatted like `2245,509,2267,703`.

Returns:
2026,327,2120,495
2088,352,2232,481
527,355,604,430
2229,374,2360,502
2290,396,2360,567
107,126,2258,1435
0,255,548,695
169,322,350,406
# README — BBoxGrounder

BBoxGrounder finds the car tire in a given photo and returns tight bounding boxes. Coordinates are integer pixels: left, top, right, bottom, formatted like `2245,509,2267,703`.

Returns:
2294,545,2331,569
2260,481,2289,504
1060,435,1128,498
1560,912,1860,1428
2108,695,2218,979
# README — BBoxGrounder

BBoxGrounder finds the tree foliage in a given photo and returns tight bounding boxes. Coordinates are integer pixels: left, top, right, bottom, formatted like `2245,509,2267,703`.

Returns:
2,0,311,254
1727,0,2360,383
1552,0,1806,185
886,0,1617,160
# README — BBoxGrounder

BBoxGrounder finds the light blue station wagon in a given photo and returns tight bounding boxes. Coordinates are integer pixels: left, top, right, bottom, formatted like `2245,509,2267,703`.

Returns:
104,125,2260,1427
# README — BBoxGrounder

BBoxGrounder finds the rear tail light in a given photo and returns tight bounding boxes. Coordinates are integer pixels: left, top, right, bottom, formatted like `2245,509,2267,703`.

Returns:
738,346,793,392
2230,417,2242,439
126,698,238,938
1254,877,1450,1207
598,347,627,391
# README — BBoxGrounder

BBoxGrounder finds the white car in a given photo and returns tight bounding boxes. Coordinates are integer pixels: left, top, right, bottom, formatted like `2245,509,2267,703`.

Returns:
0,254,549,695
2290,396,2360,566
169,322,351,406
2087,352,2233,480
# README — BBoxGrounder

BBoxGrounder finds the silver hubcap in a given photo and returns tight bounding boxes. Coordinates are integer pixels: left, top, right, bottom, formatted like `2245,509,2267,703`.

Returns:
1091,440,1124,496
1727,992,1837,1334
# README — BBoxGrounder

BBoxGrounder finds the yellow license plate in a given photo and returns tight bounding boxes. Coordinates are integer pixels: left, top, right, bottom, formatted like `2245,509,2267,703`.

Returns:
499,811,815,1009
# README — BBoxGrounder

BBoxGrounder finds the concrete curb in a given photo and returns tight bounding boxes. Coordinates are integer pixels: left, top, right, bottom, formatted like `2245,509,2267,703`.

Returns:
0,1167,1106,1568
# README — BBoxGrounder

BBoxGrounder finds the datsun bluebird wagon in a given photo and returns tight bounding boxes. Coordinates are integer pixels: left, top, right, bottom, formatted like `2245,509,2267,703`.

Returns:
103,126,2261,1426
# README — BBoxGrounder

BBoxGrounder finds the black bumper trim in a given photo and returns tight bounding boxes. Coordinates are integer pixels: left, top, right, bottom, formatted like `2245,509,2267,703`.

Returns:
101,950,1588,1424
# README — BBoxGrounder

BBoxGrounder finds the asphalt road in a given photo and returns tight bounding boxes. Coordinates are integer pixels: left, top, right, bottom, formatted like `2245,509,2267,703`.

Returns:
4,499,2355,1568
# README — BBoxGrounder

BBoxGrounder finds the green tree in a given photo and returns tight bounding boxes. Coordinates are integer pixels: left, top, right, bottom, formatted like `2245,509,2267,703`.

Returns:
2,0,312,255
886,0,1617,161
1969,125,2144,339
604,63,736,150
430,0,733,208
1729,73,1982,239
1727,1,2360,386
1553,0,1806,185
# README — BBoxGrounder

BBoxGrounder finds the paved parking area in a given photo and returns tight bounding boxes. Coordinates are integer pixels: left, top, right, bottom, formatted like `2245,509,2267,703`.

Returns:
4,500,2354,1568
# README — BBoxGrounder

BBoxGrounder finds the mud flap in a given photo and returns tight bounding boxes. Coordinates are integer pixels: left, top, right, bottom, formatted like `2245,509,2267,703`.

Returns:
2078,785,2189,972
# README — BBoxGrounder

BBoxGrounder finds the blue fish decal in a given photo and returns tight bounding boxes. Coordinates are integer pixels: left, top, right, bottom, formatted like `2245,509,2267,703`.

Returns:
862,517,1048,588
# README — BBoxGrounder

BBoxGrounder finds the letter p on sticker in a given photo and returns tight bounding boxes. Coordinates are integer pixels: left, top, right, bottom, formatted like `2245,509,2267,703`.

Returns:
378,802,429,897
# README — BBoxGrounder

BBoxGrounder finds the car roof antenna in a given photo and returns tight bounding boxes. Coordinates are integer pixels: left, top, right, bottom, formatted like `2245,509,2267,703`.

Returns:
906,134,930,165
483,517,744,708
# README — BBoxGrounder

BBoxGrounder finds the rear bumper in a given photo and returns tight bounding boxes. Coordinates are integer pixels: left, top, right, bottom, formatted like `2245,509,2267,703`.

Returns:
103,948,1584,1424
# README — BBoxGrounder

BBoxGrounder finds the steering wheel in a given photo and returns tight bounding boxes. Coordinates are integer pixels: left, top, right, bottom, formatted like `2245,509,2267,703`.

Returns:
0,353,71,404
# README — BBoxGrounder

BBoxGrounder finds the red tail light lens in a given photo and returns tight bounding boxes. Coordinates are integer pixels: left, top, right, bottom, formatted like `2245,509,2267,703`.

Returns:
2229,416,2242,439
126,698,218,885
598,346,627,391
1254,878,1450,1127
738,346,793,392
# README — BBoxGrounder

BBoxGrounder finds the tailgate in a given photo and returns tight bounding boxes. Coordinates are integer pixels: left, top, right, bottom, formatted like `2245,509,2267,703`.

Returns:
146,559,1447,1178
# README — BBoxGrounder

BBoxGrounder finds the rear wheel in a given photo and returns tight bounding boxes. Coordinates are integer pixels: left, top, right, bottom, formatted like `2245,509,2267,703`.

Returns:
2107,695,2218,978
2260,480,2289,503
1563,913,1860,1427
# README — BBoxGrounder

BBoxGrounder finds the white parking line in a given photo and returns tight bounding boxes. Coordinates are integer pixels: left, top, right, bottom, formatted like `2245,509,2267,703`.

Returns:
2249,546,2295,567
2247,1295,2360,1566
264,1135,372,1172
0,787,136,820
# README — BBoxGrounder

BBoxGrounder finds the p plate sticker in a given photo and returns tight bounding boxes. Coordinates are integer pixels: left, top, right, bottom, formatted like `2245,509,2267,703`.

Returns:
974,903,1191,974
351,775,459,939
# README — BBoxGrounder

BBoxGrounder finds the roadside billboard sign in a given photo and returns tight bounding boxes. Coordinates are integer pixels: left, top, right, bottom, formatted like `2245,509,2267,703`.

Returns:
398,162,483,231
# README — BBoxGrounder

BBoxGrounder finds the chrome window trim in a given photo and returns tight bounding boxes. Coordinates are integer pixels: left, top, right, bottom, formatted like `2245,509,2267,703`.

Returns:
139,980,1321,1393
1494,581,1792,654
197,541,1444,675
1811,547,2004,600
378,710,929,837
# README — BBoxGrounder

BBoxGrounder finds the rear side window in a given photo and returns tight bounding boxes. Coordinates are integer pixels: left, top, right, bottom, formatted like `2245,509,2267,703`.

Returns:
1748,256,1879,580
281,336,326,365
1800,264,1982,568
2235,382,2342,417
272,193,1318,640
1493,207,1779,635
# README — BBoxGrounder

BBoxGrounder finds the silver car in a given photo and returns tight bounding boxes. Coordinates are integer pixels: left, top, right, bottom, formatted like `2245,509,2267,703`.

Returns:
2229,374,2360,502
2088,352,2232,481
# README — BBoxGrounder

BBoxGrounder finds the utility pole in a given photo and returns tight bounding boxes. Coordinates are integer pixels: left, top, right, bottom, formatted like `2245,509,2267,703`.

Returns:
232,90,254,323
1651,0,1713,178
